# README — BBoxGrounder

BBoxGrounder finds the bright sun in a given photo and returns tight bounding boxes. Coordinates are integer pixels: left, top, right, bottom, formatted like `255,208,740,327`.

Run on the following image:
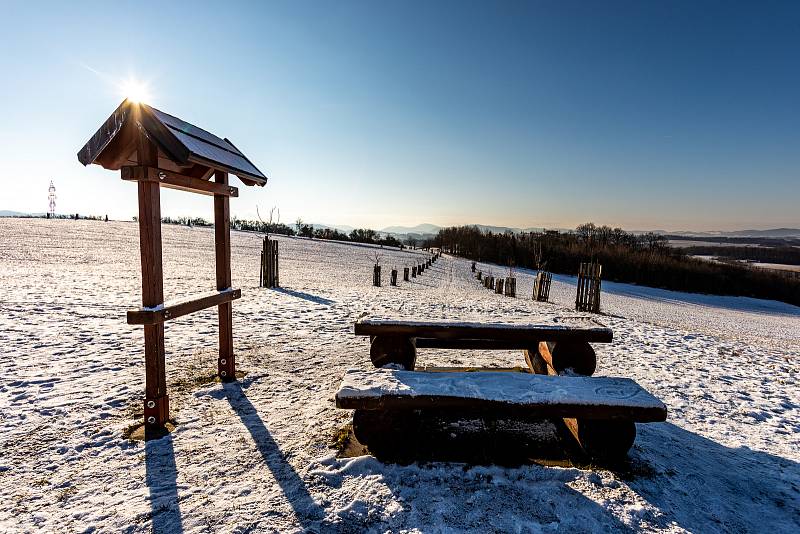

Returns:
120,78,151,104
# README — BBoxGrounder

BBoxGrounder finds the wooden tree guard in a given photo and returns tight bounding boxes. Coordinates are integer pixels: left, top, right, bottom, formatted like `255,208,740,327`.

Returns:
477,271,482,281
373,265,382,287
412,266,417,278
533,271,552,302
259,236,279,288
576,262,602,313
403,267,410,281
77,100,268,430
390,269,398,286
495,278,505,294
505,277,516,297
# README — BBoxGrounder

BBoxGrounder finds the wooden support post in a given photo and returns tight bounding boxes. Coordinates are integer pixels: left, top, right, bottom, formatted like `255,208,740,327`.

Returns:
136,132,169,429
261,237,267,287
259,249,264,287
273,240,279,287
214,171,235,381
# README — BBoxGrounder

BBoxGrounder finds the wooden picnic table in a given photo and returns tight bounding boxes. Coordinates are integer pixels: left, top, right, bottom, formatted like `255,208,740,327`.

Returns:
337,315,667,462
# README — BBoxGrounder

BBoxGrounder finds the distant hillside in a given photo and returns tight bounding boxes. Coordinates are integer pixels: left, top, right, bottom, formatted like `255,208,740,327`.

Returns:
309,222,356,233
1,210,47,217
725,228,800,238
668,228,800,239
381,223,441,234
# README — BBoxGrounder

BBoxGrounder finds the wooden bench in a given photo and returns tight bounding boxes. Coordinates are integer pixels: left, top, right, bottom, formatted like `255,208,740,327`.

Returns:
339,317,667,462
354,316,612,374
337,368,666,461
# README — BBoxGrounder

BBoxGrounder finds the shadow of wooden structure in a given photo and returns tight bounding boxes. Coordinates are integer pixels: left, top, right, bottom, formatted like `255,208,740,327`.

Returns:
78,99,267,430
576,262,602,313
533,271,552,302
260,237,279,288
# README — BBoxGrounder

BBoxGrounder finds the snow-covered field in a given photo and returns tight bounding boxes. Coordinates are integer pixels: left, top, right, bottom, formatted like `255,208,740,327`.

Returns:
1,219,798,533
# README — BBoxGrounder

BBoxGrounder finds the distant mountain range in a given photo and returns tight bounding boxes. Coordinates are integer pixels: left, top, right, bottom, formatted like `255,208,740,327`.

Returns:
3,210,798,239
671,228,800,238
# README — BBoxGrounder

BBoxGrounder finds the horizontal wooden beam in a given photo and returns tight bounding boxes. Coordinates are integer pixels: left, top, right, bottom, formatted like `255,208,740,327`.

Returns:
415,338,537,350
415,365,531,373
355,318,613,344
127,288,241,325
121,165,238,197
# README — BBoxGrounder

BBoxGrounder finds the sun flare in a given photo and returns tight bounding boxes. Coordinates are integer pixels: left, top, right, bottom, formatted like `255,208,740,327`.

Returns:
120,78,151,104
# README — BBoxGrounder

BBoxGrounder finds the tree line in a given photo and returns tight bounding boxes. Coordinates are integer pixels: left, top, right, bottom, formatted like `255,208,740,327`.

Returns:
159,216,404,248
427,223,800,306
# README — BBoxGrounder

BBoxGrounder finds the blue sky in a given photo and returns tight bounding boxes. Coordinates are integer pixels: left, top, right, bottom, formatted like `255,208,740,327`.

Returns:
1,1,798,231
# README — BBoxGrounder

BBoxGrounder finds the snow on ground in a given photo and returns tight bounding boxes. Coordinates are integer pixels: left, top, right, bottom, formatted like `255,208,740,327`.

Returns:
1,218,798,533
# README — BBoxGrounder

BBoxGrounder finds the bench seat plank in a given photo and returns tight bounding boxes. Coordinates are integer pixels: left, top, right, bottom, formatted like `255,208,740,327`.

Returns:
354,317,613,343
336,369,666,422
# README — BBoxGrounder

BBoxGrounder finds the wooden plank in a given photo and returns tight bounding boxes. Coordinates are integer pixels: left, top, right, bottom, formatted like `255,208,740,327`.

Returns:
335,369,667,422
121,165,238,197
354,318,613,343
127,288,241,325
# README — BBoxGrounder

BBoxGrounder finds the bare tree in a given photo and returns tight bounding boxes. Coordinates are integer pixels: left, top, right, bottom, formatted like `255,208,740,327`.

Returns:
532,239,547,272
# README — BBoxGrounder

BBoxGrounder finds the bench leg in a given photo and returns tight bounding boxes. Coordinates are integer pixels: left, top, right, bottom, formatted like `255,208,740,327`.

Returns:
370,335,417,370
526,341,596,376
525,343,633,461
562,418,636,461
353,409,418,463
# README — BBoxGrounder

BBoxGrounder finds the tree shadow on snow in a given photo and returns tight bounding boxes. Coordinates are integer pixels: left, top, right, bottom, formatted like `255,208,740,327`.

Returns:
221,381,331,531
145,435,183,533
628,422,800,532
273,287,335,306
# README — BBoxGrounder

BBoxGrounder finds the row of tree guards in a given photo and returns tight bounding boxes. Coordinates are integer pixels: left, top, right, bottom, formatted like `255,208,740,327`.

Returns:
373,251,441,287
472,261,602,313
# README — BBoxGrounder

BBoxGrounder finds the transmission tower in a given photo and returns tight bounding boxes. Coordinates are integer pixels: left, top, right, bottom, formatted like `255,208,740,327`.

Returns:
48,181,56,218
